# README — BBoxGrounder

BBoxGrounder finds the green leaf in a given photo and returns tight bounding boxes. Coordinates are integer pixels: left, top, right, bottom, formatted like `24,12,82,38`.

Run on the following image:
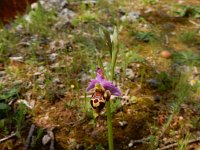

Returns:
0,88,19,102
111,99,121,113
99,26,112,56
111,27,120,80
149,135,156,143
0,103,10,110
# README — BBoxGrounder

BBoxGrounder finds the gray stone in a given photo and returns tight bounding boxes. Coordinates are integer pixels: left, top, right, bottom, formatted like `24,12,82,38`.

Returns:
0,71,6,77
42,134,51,145
121,11,140,22
39,0,68,11
126,68,135,80
128,140,134,148
31,2,39,10
153,95,162,102
118,121,128,129
82,0,97,5
58,8,75,21
48,53,58,62
55,8,76,28
9,56,24,62
76,144,84,150
146,78,159,88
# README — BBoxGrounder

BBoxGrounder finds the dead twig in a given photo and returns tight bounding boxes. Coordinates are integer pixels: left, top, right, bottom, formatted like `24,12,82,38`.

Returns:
0,132,16,143
24,124,35,150
49,128,55,150
128,137,150,148
8,98,17,106
157,137,200,150
165,34,169,45
65,118,86,127
132,137,150,145
189,20,200,27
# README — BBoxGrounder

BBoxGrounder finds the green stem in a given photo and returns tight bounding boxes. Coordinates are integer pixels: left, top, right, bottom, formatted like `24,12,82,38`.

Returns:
106,100,114,150
111,64,115,82
106,63,115,150
107,27,119,150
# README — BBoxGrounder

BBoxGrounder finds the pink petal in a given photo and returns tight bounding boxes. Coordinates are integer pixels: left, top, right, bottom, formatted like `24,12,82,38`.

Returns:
96,68,105,81
86,79,99,92
102,81,122,96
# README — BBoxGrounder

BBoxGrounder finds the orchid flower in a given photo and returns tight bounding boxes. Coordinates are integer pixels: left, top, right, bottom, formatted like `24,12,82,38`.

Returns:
86,68,122,96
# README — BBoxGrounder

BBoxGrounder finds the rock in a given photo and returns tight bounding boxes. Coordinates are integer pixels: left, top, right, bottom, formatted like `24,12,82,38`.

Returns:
37,95,45,100
0,71,6,77
15,24,23,32
121,11,140,22
146,78,159,88
126,68,135,80
31,2,38,10
58,8,75,21
49,40,66,51
48,53,58,62
13,80,23,85
115,66,122,75
24,14,31,23
52,77,60,84
82,0,97,5
144,7,155,14
33,72,42,77
128,140,134,148
118,121,128,129
38,66,47,73
76,144,84,150
153,95,162,102
55,8,76,29
39,0,68,11
160,50,171,59
9,56,24,62
42,134,51,145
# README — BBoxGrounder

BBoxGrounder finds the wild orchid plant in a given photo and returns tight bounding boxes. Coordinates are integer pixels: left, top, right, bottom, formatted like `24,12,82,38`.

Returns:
86,27,121,150
87,68,121,112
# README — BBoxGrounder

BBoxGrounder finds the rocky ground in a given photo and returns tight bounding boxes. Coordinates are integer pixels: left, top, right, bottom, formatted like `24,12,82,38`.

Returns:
0,0,200,150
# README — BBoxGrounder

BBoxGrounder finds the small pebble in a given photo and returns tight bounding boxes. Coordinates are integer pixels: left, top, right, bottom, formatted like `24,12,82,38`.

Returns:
9,56,24,62
48,53,58,62
154,95,162,102
179,116,183,120
160,50,171,59
146,78,159,88
128,140,134,148
126,68,135,80
118,121,128,129
42,134,51,145
31,2,38,10
76,144,84,150
0,71,6,77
